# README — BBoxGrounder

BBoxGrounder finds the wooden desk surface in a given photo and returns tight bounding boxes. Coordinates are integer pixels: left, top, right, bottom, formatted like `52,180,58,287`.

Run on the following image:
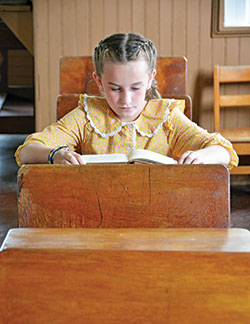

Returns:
1,228,250,253
1,228,250,324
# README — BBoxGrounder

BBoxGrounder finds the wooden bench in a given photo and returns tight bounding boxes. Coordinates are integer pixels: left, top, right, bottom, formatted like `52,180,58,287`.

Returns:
18,164,230,228
1,227,250,323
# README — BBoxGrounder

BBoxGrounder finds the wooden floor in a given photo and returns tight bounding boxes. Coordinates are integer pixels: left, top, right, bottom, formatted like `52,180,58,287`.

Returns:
0,88,35,134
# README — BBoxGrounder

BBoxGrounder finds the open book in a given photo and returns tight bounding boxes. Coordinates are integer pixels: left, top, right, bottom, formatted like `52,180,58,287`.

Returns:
83,149,177,165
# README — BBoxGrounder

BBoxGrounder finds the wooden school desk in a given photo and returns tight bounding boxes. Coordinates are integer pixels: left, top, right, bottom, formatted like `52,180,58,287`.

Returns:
17,164,230,228
1,228,250,324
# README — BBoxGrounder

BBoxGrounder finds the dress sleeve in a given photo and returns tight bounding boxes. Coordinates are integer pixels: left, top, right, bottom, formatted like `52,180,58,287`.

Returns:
14,106,87,166
166,107,239,170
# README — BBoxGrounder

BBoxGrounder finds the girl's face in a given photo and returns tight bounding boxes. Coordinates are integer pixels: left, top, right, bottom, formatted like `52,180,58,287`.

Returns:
93,59,156,122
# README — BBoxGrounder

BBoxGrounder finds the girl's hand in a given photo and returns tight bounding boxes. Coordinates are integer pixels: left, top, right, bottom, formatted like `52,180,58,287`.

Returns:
178,145,231,165
53,150,86,165
179,150,205,165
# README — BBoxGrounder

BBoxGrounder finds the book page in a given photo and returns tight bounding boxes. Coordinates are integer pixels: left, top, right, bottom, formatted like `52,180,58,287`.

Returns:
128,149,177,164
83,153,129,164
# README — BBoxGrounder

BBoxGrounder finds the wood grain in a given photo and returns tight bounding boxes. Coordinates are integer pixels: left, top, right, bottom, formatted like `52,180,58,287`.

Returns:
213,64,250,174
60,56,187,96
1,228,250,324
18,164,230,228
32,0,250,132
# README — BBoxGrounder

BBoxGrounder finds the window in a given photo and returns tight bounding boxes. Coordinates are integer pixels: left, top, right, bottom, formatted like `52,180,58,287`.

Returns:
212,0,250,37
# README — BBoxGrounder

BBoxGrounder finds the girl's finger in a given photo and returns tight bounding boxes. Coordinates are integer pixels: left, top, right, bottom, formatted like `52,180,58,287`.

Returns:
179,151,192,164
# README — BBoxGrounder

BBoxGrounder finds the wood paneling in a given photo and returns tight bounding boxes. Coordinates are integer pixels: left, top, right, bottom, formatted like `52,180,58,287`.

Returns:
8,50,33,85
33,0,250,132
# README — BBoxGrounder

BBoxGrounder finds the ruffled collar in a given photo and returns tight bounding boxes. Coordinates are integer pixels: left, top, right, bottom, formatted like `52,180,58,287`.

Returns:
79,94,176,138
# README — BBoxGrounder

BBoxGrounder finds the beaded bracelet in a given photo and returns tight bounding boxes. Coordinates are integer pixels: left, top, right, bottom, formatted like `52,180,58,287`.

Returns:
48,145,69,164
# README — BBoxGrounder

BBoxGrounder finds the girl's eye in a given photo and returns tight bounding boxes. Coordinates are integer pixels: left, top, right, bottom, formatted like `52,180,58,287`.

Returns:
132,87,140,91
111,88,120,91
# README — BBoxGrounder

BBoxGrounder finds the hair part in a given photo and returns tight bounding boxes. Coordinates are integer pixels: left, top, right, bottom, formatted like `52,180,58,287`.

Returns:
93,33,161,100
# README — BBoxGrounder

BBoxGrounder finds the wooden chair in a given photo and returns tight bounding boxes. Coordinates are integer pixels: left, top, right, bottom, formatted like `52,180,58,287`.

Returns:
214,65,250,174
1,227,250,323
59,56,192,119
17,164,230,228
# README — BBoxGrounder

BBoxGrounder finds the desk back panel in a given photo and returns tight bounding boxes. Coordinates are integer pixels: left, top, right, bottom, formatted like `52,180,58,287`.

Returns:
18,164,230,228
1,228,250,324
60,56,187,96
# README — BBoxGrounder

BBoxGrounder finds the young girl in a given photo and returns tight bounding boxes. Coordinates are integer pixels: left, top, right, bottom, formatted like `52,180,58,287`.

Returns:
15,33,238,168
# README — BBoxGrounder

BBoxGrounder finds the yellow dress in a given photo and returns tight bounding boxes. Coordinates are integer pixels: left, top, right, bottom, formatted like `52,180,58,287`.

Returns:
15,94,238,169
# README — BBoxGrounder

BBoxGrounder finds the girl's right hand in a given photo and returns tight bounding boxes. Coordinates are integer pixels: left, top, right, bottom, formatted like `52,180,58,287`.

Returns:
53,150,86,165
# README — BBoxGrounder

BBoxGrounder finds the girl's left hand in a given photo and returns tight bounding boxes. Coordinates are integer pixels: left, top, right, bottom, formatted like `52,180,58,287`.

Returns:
178,145,231,165
179,149,206,164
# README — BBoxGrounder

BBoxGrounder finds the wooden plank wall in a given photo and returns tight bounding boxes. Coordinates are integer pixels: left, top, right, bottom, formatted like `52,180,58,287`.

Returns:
33,0,250,132
8,49,33,86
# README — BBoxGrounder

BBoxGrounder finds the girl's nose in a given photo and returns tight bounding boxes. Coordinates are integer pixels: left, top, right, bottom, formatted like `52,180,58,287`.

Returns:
120,91,131,105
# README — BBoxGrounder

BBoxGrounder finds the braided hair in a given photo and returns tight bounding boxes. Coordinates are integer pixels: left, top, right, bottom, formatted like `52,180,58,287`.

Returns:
93,33,161,101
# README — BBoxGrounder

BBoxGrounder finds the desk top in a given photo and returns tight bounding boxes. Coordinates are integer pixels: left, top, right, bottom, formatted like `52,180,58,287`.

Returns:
1,228,250,253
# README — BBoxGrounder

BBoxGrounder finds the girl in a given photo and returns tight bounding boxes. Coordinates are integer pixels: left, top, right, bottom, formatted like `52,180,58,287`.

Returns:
15,33,238,168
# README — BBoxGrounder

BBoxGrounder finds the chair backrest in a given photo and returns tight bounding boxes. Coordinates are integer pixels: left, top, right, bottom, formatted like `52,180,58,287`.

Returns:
1,228,250,323
18,164,229,228
214,65,250,132
60,56,187,96
56,93,192,120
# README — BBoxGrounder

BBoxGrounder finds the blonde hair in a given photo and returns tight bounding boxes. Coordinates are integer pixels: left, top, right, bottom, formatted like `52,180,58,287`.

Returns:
93,33,161,101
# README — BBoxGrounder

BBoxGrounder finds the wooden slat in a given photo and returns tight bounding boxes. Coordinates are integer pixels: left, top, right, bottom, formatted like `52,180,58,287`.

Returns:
219,129,250,144
159,0,171,56
1,228,250,324
199,0,213,130
33,0,50,131
145,0,159,47
230,166,250,175
224,39,241,129
75,0,90,55
220,65,250,83
220,94,250,107
48,0,62,124
0,5,31,12
239,38,250,127
17,164,230,228
89,0,104,52
117,0,131,32
103,0,117,36
172,0,186,56
131,0,145,34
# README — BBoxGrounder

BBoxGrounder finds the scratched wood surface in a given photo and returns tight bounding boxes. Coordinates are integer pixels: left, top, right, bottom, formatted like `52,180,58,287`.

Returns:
17,164,230,228
1,228,250,324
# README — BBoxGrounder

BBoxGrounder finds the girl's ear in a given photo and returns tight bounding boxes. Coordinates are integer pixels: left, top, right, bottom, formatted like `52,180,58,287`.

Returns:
147,69,157,90
92,72,104,92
